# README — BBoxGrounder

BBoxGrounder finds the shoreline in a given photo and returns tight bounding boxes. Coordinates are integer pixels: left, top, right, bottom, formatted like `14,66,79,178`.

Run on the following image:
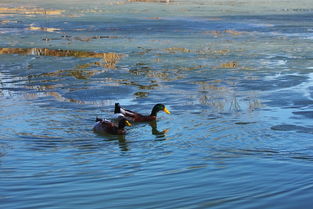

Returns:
0,0,313,17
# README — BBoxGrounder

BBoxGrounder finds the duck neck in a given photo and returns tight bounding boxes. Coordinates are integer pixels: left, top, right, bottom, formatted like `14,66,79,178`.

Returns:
118,122,125,129
150,107,159,117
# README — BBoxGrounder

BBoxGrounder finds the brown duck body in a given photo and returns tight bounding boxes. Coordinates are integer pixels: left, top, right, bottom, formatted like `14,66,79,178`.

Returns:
118,109,156,122
93,117,131,135
114,103,170,122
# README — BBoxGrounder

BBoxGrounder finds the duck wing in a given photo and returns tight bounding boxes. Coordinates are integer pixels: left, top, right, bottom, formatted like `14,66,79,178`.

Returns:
101,119,116,128
114,103,143,119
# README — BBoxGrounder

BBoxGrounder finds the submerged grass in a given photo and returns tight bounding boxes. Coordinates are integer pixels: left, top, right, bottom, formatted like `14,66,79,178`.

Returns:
215,61,238,69
0,7,64,15
0,48,123,69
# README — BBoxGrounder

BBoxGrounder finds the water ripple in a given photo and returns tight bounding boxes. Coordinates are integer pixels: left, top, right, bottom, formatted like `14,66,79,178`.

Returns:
1,2,313,209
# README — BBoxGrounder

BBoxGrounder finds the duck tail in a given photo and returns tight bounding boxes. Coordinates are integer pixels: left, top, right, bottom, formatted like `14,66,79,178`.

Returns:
114,103,121,114
96,117,103,122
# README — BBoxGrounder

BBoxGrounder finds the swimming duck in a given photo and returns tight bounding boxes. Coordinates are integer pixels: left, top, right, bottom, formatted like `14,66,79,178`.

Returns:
93,116,132,135
114,103,170,122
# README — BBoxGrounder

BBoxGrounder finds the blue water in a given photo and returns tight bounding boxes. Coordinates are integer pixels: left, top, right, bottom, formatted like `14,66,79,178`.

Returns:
1,1,313,208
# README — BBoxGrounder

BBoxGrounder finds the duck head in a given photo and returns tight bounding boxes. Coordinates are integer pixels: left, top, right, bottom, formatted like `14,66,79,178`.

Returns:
151,104,171,116
118,117,132,129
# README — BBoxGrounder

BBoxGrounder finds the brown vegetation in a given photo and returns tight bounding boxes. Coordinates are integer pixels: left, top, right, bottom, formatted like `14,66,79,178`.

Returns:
0,48,122,69
0,7,64,15
165,47,191,53
216,61,238,69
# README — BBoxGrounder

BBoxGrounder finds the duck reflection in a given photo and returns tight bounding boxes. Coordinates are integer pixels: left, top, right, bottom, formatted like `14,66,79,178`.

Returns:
149,120,169,138
94,133,129,152
116,135,129,152
106,135,129,152
93,120,169,151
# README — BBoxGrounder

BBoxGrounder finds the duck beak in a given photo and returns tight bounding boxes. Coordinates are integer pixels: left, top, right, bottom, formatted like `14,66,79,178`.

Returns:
125,120,132,126
163,107,171,114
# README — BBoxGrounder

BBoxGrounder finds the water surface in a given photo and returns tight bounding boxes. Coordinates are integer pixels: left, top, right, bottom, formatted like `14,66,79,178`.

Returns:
1,1,313,208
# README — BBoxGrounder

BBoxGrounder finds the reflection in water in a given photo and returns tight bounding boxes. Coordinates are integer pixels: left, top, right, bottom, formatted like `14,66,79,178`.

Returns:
116,135,129,152
197,81,230,111
149,121,169,138
196,80,262,113
95,132,129,152
248,97,263,111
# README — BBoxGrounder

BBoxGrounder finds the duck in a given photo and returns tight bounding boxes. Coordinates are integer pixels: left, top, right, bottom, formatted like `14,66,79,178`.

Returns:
114,103,170,122
93,115,132,135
